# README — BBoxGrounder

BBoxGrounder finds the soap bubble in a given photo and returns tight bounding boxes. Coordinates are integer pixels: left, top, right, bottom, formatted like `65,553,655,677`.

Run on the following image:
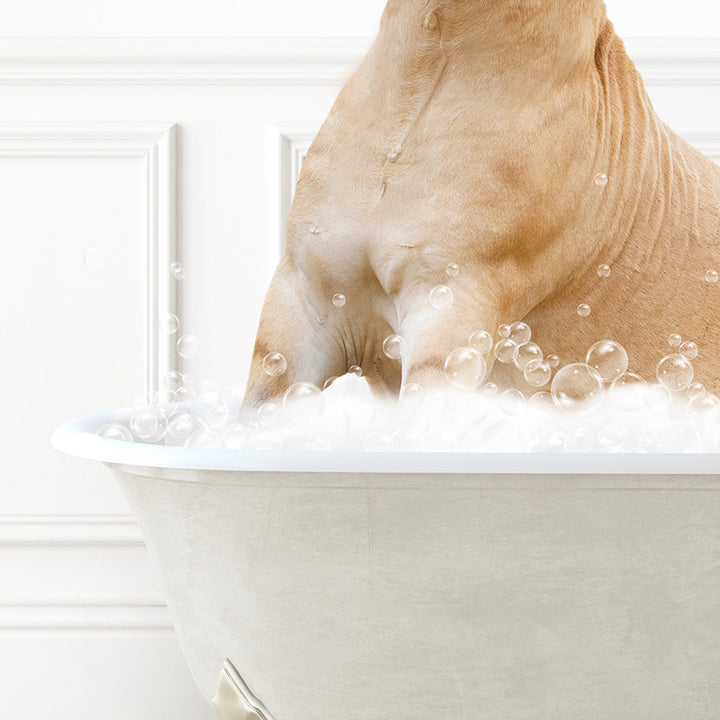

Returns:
483,382,498,396
332,293,346,307
508,322,531,346
594,172,608,187
206,404,233,430
687,382,705,401
349,364,363,377
130,408,166,442
445,262,459,277
500,389,525,416
656,354,694,392
443,347,486,390
597,264,611,278
177,334,200,359
257,402,281,428
680,341,698,360
283,382,323,423
585,340,628,382
687,393,720,418
166,412,194,441
170,261,186,280
185,429,220,449
176,386,195,402
547,354,560,368
262,352,287,377
668,333,682,347
523,359,552,387
83,247,105,269
705,270,718,284
514,342,542,370
161,313,180,335
609,372,646,410
224,423,248,449
399,383,425,410
468,330,493,355
429,285,454,309
528,390,553,411
551,363,604,413
497,324,511,338
96,423,133,442
383,334,407,360
494,339,518,364
164,370,184,391
577,304,591,317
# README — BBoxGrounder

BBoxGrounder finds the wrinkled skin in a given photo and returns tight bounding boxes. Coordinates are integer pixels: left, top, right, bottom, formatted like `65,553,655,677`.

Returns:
243,0,720,410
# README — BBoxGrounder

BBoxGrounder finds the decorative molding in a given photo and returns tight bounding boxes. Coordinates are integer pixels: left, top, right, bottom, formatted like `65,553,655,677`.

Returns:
0,122,178,399
0,38,718,86
0,514,142,546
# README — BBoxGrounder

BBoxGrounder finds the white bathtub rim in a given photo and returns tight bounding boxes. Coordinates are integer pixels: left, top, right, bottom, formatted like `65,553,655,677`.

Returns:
51,407,720,475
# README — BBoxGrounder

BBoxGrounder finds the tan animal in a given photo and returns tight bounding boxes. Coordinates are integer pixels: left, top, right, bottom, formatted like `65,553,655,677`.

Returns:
242,0,720,410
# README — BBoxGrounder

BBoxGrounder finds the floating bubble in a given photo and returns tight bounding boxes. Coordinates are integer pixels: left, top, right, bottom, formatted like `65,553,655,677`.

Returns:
494,339,518,364
514,342,542,370
170,261,186,280
83,247,105,269
656,354,694,392
166,412,194,441
177,334,200,359
161,313,180,335
206,404,233,430
262,352,287,377
585,340,628,383
399,383,425,410
383,334,407,360
332,293,346,307
594,172,608,187
130,408,166,442
680,341,698,360
551,363,604,413
96,423,133,442
349,364,363,377
497,324,511,338
483,382,498,396
283,382,323,423
705,270,719,284
687,382,706,401
429,284,454,309
445,262,459,277
508,322,531,346
609,372,646,410
687,393,720,418
597,264,611,278
524,359,552,388
577,303,591,317
257,402,281,428
176,386,195,402
224,423,248,449
499,389,525,416
443,347,486,391
164,370,184,391
547,354,560,368
468,330,493,355
668,333,682,347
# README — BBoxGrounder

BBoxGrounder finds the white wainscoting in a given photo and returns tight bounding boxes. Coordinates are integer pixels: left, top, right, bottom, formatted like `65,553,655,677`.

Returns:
0,37,719,720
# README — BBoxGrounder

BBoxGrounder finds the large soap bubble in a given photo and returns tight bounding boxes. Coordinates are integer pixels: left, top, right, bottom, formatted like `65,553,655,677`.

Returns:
551,363,604,413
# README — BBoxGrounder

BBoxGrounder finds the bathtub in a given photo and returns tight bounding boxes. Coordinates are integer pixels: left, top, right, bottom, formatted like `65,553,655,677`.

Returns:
53,408,720,719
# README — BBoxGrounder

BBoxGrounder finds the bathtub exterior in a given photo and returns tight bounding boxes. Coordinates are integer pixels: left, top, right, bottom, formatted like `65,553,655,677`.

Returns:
109,461,720,720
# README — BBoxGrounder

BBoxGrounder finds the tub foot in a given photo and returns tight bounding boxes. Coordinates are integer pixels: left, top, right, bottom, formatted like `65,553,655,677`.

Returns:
211,659,276,720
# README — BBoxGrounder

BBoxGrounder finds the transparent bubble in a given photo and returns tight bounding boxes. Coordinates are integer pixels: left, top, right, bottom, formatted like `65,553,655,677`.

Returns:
597,264,611,278
609,372,646,410
364,431,394,452
668,333,682,347
176,386,195,402
468,330,493,355
283,382,323,423
524,359,552,388
585,340,628,383
705,270,719,284
686,382,706,401
130,408,166,442
332,293,346,307
262,352,287,377
594,172,608,187
445,262,459,277
224,423,248,449
508,322,531,346
500,388,525,416
680,341,698,360
349,364,363,377
182,373,194,386
497,324,511,338
83,247,105,269
443,347,486,391
161,313,180,335
170,261,186,280
177,334,200,359
577,304,591,317
382,334,407,360
687,393,720,419
206,404,233,430
96,423,133,442
514,342,542,370
257,402,281,428
528,390,554,411
185,429,220,449
164,370,184,391
547,354,560,368
166,412,195,441
483,382,498,396
399,383,425,410
656,354,694,392
253,433,284,451
494,339,518,364
551,363,604,413
429,285,454,309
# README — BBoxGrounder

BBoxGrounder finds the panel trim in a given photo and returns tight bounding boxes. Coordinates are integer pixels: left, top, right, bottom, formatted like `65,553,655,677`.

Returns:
0,122,179,398
0,514,142,546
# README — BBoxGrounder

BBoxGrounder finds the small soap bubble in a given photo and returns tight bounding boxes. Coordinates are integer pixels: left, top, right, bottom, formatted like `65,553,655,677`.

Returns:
83,247,105,269
257,402,281,428
585,340,628,383
609,372,646,410
96,423,133,442
283,382,323,423
494,339,519,364
177,334,200,359
443,347,486,391
206,404,233,430
680,341,698,360
497,324,511,338
429,284,454,309
164,370,184,391
166,412,194,441
597,264,611,278
687,393,720,419
445,262,459,277
332,293,346,307
130,408,166,442
551,363,604,413
523,359,552,388
528,390,554,411
508,322,532,346
224,423,248,449
705,270,719,284
644,384,672,412
162,313,180,335
656,354,694,392
176,386,195,402
483,382,498,396
547,354,560,368
382,334,407,360
349,364,363,377
594,172,608,187
468,330,493,355
577,303,591,317
687,382,706,401
185,429,220,449
399,383,425,410
170,261,186,280
500,389,525,416
514,342,542,370
262,352,287,377
668,333,682,347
